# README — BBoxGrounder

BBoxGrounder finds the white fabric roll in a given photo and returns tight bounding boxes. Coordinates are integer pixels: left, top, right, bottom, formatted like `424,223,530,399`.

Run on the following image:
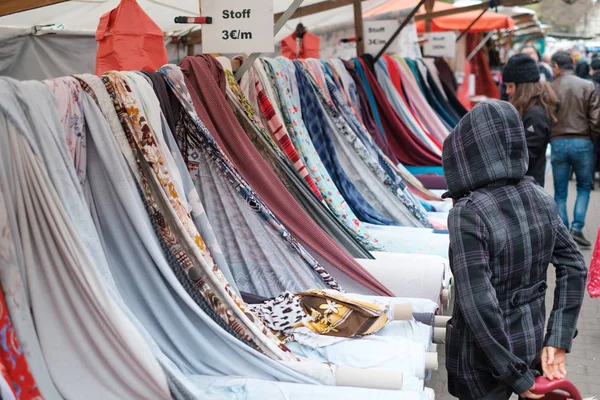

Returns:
356,253,446,304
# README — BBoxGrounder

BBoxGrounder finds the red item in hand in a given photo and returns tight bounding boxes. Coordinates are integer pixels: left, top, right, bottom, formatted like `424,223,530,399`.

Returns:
587,229,600,298
532,377,583,400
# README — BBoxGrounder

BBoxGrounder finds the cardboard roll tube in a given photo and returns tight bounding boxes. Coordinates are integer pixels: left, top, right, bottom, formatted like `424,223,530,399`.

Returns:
442,289,450,304
434,316,451,328
336,366,403,390
392,303,413,321
425,352,439,370
433,327,446,344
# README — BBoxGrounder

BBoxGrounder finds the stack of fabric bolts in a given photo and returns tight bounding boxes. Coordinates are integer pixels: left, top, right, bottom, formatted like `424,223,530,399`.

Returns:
0,52,462,400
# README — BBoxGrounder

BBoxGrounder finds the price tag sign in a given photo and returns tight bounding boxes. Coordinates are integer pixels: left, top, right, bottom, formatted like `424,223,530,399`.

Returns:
363,20,401,54
423,32,457,58
201,0,274,54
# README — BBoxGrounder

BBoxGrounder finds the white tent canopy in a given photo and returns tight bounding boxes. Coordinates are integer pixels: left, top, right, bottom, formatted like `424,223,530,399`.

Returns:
0,0,333,34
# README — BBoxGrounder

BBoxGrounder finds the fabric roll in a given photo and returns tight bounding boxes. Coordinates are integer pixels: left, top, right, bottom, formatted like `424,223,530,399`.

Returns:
293,61,398,226
134,71,240,292
354,58,442,166
103,71,294,360
374,60,442,155
178,79,334,296
0,78,171,400
0,282,42,400
188,375,427,400
300,66,426,228
263,57,385,251
321,72,434,228
238,64,374,259
343,60,399,164
75,79,328,391
177,55,392,295
240,61,323,200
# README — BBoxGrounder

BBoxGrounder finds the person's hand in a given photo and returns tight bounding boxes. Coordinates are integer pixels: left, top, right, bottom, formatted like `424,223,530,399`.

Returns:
542,346,567,380
521,384,544,399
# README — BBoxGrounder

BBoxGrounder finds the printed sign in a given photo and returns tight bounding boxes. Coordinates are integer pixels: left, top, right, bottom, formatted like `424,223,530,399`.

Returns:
423,32,457,58
201,0,274,53
363,20,402,55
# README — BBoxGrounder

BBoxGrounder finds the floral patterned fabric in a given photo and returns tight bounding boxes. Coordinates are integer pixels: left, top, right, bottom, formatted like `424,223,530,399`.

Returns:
263,57,384,251
0,289,43,400
44,77,87,189
243,62,323,201
301,65,432,228
101,71,294,361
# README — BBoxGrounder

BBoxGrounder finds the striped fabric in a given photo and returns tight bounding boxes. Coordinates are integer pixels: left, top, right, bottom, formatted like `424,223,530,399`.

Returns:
253,76,323,201
444,101,587,399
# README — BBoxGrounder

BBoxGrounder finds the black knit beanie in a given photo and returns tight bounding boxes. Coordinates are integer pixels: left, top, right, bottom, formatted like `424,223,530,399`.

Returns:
591,58,600,71
502,54,540,84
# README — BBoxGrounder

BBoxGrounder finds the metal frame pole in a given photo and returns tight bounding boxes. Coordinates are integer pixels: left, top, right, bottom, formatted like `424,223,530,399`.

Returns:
234,0,305,81
455,7,488,43
373,0,427,63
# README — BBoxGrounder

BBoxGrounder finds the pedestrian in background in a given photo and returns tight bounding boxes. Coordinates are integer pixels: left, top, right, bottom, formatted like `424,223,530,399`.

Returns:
503,54,558,187
521,45,554,82
442,101,587,400
551,51,600,248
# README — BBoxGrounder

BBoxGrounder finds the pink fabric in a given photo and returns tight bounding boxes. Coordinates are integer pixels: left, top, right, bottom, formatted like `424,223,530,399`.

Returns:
179,55,393,296
393,58,450,145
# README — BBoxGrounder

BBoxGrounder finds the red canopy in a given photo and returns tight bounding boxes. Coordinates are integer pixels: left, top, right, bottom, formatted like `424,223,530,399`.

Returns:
363,0,514,33
95,0,168,75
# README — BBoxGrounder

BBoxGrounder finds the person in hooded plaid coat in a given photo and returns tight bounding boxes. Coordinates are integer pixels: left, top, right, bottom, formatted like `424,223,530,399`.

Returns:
442,101,587,400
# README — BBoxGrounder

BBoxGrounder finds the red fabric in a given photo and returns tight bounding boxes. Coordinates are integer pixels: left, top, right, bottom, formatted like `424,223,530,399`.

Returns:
95,0,168,75
467,33,500,99
0,289,43,400
357,58,442,166
179,55,393,296
456,61,473,110
587,230,600,298
343,61,399,165
383,55,442,151
280,32,320,60
254,78,323,200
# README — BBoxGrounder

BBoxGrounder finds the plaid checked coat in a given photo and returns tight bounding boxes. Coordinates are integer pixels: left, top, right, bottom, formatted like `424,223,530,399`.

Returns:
442,101,587,399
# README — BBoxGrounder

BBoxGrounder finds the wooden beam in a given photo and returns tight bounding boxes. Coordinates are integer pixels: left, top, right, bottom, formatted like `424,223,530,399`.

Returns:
0,0,68,17
424,0,435,32
416,2,488,22
274,0,357,23
353,0,365,56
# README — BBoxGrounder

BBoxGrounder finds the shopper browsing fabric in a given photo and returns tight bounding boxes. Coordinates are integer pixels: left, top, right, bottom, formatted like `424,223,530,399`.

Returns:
520,45,554,82
503,53,558,187
442,101,587,400
551,51,600,247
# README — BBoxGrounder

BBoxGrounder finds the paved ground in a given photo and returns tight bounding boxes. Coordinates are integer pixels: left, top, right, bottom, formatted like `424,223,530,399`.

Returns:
430,175,600,399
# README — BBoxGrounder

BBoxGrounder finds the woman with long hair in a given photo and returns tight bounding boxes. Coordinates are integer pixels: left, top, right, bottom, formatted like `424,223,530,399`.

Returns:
503,53,558,187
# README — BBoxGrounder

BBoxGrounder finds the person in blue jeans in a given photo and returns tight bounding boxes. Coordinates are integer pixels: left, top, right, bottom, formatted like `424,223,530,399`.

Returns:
550,51,600,247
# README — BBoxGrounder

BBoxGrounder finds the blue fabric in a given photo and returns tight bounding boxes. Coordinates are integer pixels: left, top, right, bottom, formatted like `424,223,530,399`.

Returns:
551,138,594,232
405,166,445,176
405,59,458,128
353,59,387,140
293,61,398,226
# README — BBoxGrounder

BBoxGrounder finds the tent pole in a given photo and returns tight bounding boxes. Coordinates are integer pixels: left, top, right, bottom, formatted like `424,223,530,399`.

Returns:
353,0,365,56
373,0,427,63
455,7,488,42
466,30,495,61
234,0,305,81
424,0,435,32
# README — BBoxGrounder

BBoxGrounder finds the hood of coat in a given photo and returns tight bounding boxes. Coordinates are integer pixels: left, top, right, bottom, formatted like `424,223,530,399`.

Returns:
442,101,528,199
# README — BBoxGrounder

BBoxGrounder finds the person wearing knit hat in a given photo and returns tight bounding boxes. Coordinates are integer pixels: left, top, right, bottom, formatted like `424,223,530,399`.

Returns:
502,53,558,187
590,58,600,90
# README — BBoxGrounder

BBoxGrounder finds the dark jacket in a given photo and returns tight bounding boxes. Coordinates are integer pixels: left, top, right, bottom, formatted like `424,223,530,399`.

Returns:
551,70,600,140
522,104,551,187
442,101,587,399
